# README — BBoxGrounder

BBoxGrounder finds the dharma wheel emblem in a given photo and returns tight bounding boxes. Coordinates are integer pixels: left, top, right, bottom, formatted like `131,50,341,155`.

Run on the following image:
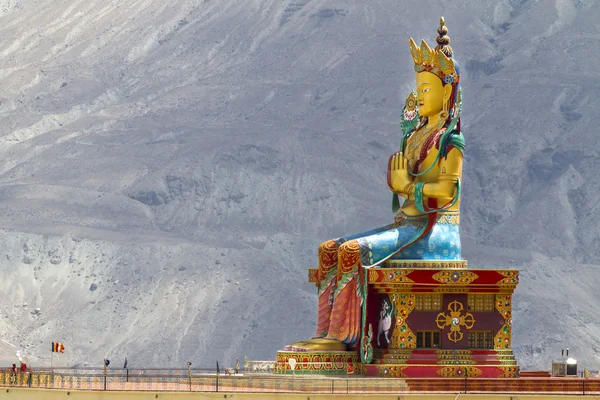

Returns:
436,301,475,343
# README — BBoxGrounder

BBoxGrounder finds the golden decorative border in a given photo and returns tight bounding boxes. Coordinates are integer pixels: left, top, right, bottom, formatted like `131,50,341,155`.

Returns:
498,365,520,378
370,364,522,379
384,260,467,269
373,348,413,363
498,270,520,286
369,268,414,284
308,268,318,283
433,287,470,293
379,365,408,378
494,294,512,349
435,349,474,365
432,270,479,284
390,293,417,349
314,266,519,290
275,351,360,374
436,350,471,356
394,212,460,227
437,366,482,378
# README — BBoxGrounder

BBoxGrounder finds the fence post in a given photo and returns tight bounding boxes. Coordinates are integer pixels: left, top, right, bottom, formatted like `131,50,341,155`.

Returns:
187,362,192,392
347,364,349,394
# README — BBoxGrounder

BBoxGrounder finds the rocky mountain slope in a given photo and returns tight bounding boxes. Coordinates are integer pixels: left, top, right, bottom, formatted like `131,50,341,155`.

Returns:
0,0,597,369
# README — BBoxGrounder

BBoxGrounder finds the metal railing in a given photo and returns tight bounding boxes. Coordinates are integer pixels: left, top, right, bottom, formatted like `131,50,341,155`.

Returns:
1,367,600,395
243,360,277,373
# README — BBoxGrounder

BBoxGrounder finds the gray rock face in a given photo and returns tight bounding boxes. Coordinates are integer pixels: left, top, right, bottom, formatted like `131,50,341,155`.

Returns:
0,0,596,370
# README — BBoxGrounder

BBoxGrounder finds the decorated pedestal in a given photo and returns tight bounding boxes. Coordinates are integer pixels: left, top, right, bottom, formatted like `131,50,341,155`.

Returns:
279,259,520,378
363,259,519,378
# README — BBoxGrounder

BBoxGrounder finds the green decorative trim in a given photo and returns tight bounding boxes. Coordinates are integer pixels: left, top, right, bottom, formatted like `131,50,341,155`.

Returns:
414,182,426,212
360,267,373,364
392,193,401,214
317,268,337,295
400,91,420,136
415,179,461,214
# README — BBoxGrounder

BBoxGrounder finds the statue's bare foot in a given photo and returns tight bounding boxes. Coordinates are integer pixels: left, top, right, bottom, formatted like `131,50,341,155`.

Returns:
285,338,346,352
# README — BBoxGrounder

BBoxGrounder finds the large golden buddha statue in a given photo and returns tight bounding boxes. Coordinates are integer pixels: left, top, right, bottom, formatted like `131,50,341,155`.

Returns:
288,18,464,353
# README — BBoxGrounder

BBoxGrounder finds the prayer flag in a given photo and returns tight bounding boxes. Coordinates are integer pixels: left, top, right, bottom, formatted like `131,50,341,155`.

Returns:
51,342,65,353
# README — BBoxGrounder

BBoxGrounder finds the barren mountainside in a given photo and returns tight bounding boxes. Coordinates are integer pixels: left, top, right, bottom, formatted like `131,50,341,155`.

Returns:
0,0,597,370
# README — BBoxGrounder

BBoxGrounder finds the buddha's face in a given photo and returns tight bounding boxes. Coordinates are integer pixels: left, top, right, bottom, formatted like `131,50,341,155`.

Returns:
416,71,451,118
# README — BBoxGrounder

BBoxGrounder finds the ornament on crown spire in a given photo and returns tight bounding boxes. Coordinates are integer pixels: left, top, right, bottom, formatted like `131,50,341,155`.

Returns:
409,16,458,85
435,17,453,57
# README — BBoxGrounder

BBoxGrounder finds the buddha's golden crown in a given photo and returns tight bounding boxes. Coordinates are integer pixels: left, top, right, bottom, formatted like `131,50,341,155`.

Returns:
409,17,458,85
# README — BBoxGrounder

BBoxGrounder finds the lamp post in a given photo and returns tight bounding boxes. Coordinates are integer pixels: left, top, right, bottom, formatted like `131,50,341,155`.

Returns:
187,362,192,392
103,359,110,391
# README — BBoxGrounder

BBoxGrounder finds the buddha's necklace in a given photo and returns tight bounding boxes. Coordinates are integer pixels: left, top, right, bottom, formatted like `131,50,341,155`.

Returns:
406,125,438,161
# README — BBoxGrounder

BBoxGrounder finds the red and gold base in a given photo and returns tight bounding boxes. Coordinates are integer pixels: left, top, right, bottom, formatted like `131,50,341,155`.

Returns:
373,348,518,366
365,363,519,378
275,349,518,378
297,262,521,378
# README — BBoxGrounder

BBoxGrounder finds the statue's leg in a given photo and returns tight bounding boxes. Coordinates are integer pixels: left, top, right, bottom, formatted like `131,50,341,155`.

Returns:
326,239,363,346
323,225,417,345
390,217,461,260
315,239,340,338
315,226,391,338
285,226,391,351
323,224,423,345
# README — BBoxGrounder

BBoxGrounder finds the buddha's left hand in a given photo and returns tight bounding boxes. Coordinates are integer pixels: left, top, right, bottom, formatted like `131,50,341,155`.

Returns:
387,151,412,193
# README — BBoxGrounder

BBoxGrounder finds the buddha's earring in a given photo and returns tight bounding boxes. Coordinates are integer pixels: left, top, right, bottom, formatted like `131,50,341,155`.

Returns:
437,110,449,129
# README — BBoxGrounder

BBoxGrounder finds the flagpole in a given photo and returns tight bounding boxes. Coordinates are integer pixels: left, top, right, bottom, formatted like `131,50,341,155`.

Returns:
216,361,219,393
51,349,54,386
